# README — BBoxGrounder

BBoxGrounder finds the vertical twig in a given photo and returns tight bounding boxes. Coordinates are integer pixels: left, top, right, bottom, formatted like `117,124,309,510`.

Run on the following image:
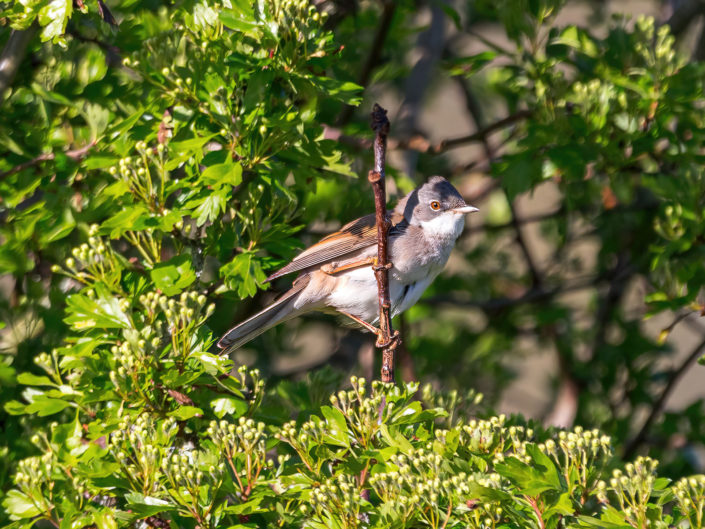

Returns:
369,103,400,383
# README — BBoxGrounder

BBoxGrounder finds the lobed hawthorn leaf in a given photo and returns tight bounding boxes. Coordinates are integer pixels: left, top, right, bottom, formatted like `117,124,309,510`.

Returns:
150,254,196,296
2,490,42,520
65,286,130,331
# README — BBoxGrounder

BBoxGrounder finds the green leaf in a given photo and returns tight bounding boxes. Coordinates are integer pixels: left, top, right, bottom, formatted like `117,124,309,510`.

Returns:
201,162,243,187
150,254,197,296
220,252,267,299
2,490,42,520
124,493,176,517
193,190,228,226
65,285,131,330
320,405,350,447
17,372,54,386
168,406,203,420
37,0,72,44
211,397,248,419
25,396,71,416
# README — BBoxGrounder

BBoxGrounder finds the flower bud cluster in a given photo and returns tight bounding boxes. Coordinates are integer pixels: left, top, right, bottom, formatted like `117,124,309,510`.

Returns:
207,415,269,498
421,384,484,427
161,449,225,497
307,473,365,525
207,416,266,464
326,377,419,449
12,453,56,514
52,225,118,286
633,16,679,73
673,474,705,526
108,413,178,494
14,453,54,490
109,147,166,208
459,415,515,457
276,417,326,471
159,291,214,336
33,351,58,379
537,426,612,493
606,456,658,523
369,448,503,527
266,0,328,62
236,364,265,397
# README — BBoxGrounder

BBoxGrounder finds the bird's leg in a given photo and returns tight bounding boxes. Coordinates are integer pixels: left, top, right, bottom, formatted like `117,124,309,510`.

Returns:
321,256,379,275
336,309,381,335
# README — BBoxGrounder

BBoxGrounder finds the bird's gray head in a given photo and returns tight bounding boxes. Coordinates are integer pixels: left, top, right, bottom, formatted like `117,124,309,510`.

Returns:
395,176,478,224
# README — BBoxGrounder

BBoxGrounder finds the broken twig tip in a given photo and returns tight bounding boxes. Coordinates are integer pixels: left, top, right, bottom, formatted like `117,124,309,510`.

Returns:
371,103,390,135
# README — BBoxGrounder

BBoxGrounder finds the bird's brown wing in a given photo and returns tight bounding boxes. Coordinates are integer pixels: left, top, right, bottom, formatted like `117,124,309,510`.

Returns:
266,211,406,282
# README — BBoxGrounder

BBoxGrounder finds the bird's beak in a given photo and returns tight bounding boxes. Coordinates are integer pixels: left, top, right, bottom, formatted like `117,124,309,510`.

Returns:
453,205,479,214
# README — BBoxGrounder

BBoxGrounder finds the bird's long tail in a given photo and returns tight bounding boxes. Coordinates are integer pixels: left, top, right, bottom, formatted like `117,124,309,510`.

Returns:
217,276,309,354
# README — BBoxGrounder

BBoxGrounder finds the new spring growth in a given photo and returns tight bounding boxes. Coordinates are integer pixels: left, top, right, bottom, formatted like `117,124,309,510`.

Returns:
535,426,612,495
673,474,705,527
326,377,420,449
265,0,328,64
308,474,365,529
460,415,514,457
207,416,267,498
108,414,178,494
370,448,504,529
606,456,659,526
421,383,484,427
146,290,216,362
52,225,118,287
108,140,171,211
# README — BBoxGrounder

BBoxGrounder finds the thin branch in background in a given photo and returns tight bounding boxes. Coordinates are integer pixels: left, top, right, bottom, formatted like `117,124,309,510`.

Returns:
326,109,531,156
623,334,705,459
0,141,97,180
395,0,449,178
368,103,400,383
691,3,705,60
507,199,542,288
0,27,37,101
437,109,531,154
336,0,396,126
664,0,705,37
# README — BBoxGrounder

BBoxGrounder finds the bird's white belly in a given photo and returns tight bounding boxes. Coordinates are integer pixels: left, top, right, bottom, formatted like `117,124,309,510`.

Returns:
325,264,440,324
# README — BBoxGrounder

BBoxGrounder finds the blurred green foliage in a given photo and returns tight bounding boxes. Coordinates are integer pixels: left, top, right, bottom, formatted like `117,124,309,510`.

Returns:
2,0,705,526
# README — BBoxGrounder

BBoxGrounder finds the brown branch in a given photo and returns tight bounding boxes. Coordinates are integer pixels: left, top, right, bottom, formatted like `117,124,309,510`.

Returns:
368,103,399,383
0,141,96,180
622,334,705,459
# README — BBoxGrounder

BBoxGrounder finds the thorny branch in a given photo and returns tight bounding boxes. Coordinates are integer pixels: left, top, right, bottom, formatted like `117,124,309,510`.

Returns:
368,103,399,383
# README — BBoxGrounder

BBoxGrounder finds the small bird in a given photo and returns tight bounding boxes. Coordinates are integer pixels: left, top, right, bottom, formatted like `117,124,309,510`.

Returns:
217,176,478,353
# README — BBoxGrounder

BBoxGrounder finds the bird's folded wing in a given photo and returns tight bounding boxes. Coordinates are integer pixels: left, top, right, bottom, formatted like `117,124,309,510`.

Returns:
266,211,405,282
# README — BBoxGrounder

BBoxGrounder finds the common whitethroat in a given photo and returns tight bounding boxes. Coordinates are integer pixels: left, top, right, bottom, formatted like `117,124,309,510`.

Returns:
218,176,478,353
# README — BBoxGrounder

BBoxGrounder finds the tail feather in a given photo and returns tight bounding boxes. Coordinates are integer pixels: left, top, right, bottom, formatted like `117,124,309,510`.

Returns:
217,277,308,354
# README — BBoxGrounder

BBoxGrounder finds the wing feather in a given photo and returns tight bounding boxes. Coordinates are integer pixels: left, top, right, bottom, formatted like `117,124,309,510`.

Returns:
266,211,405,282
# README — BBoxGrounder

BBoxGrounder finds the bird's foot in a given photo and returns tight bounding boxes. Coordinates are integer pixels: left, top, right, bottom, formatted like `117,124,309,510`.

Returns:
375,329,400,349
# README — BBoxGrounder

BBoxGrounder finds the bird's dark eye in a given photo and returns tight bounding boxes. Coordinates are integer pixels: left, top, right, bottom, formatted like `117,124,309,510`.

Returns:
430,201,441,211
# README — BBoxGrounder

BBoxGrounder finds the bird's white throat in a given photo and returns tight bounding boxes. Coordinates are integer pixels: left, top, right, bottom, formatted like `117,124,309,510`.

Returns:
417,212,466,242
